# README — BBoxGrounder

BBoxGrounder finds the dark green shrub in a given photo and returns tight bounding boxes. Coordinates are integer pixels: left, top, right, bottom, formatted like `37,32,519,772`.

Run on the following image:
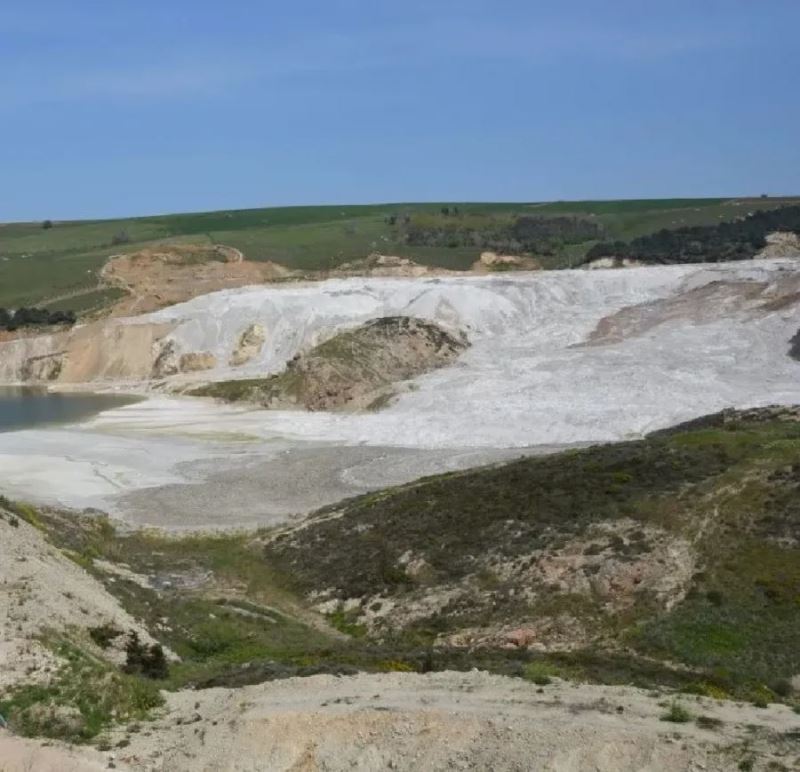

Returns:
89,624,122,649
661,701,692,723
123,632,169,680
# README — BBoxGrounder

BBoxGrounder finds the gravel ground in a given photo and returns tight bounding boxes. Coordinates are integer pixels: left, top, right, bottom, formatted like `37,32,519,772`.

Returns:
113,443,556,530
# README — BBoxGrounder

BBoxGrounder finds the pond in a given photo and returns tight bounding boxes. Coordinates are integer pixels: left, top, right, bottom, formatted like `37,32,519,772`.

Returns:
0,387,139,432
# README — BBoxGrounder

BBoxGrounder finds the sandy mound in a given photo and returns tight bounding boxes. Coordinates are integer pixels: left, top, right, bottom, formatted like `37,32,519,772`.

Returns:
0,733,108,772
472,251,542,272
101,243,294,316
0,506,157,690
192,316,469,411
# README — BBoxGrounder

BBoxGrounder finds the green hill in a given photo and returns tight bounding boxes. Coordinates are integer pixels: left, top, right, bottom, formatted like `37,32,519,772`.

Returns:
2,196,798,312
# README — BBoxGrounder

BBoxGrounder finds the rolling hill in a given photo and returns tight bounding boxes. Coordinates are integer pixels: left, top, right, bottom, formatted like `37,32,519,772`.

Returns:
2,196,798,312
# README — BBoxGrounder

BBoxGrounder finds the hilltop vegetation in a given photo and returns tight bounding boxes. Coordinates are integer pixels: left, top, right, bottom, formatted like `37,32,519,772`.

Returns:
585,204,800,265
0,306,76,331
399,210,603,255
2,196,797,312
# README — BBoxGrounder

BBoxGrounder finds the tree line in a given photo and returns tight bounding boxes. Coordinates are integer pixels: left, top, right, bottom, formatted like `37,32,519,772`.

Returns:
584,205,800,265
401,215,603,255
0,307,77,331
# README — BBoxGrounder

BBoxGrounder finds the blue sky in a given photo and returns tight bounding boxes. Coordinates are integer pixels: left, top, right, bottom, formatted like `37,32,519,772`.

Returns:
1,0,799,221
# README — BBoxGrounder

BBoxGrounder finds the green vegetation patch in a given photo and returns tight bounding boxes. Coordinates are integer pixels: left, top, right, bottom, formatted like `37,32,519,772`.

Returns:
0,640,163,743
266,433,745,596
585,204,800,265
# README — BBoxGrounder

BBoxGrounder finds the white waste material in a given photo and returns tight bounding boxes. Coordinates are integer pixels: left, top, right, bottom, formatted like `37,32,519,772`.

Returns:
0,259,798,515
139,259,800,446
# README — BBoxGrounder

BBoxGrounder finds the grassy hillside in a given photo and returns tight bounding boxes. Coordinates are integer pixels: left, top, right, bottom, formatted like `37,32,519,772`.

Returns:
2,407,800,745
265,406,800,701
2,197,797,311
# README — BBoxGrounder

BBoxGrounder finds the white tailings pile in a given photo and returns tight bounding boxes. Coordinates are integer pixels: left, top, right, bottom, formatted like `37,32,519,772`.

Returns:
139,258,799,446
0,259,798,524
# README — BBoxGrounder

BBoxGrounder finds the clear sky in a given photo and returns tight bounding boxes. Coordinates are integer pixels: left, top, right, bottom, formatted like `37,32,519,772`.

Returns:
1,0,799,221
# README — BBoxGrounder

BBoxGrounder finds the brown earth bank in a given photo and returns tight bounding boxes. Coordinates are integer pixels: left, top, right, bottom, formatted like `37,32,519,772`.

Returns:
190,316,469,411
100,243,294,317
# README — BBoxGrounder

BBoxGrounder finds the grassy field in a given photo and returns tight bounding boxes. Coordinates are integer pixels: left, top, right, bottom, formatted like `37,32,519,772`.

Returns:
2,197,798,311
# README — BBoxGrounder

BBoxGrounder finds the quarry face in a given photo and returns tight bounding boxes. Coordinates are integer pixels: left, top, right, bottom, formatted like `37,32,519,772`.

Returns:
0,258,798,528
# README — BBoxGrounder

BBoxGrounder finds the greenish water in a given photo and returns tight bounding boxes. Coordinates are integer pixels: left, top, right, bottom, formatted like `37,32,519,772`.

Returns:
0,387,140,432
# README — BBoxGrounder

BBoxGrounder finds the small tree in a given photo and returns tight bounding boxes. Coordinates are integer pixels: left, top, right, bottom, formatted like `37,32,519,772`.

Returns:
123,631,169,680
42,219,53,229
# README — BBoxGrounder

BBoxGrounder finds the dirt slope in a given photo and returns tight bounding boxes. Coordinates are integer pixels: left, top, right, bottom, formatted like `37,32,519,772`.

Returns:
264,408,800,685
0,505,158,691
101,244,294,316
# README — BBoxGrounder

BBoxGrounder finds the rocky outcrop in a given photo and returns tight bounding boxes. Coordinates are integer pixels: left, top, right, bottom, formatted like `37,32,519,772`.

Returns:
584,257,644,270
19,352,65,381
332,253,450,278
791,329,800,361
152,341,217,377
229,324,266,366
193,317,469,412
151,339,180,378
179,352,217,372
756,231,800,259
473,251,541,272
